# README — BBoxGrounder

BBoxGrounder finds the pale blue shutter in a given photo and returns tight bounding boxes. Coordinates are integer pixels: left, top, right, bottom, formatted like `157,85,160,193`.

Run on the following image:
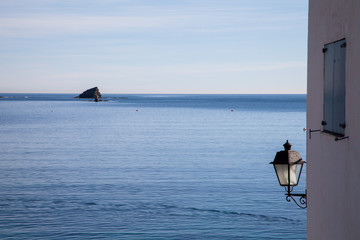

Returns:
333,40,346,135
323,39,346,135
323,43,335,133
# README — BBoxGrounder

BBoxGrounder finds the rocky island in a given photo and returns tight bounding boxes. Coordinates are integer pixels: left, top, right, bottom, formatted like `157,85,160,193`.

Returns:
77,87,102,101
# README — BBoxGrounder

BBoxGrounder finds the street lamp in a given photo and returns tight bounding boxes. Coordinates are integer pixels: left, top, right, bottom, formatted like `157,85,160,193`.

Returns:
270,140,307,209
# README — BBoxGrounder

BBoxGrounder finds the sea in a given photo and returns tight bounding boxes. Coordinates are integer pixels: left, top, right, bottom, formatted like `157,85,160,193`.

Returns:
0,94,307,239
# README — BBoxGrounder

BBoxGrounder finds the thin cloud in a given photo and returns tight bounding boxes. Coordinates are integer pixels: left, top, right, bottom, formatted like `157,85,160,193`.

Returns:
0,15,183,37
0,4,307,37
39,61,307,79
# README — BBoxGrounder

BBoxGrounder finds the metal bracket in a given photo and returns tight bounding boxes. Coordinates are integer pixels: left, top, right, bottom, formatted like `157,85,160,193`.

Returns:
285,187,307,209
309,129,321,139
335,136,349,141
286,193,307,209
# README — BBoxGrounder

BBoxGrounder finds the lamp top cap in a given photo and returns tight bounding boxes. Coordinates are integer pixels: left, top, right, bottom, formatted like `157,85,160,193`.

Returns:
283,140,292,151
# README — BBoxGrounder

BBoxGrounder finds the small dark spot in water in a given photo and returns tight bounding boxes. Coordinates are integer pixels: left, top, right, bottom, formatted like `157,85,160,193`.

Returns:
84,202,97,206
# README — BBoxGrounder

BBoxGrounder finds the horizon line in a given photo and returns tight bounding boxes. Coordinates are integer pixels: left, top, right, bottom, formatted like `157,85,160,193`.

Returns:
0,92,307,95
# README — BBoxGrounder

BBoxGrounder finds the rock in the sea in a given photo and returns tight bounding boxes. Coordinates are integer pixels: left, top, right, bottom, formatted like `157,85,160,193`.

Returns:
78,87,102,99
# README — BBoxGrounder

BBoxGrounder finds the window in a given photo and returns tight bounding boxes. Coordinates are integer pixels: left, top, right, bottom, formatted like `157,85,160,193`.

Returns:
323,39,346,135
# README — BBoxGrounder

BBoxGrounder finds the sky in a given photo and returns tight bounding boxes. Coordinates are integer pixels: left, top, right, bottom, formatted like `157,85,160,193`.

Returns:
0,0,308,94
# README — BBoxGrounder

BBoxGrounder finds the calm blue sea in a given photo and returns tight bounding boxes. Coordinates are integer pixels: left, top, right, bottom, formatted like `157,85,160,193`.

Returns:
0,94,307,239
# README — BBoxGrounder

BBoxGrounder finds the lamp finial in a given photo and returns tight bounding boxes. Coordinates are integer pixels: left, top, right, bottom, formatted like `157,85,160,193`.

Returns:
283,140,292,151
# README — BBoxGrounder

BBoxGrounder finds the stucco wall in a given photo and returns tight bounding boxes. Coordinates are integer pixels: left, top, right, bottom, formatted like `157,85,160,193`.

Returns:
307,0,360,239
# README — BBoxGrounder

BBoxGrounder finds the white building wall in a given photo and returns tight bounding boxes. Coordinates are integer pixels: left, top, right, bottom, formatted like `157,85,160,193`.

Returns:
307,0,360,239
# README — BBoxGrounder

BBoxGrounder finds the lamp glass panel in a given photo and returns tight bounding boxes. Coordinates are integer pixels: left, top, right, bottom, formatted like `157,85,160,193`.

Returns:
274,163,303,186
290,163,303,186
274,164,289,186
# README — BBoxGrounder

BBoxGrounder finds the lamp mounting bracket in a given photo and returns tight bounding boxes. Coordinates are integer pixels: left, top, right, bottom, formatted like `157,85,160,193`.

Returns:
285,187,307,209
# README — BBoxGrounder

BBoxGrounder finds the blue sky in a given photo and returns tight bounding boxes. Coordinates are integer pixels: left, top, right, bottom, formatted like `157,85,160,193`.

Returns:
0,0,308,94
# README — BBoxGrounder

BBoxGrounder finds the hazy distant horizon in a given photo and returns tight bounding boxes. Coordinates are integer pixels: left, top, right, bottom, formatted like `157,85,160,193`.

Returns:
0,91,307,95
